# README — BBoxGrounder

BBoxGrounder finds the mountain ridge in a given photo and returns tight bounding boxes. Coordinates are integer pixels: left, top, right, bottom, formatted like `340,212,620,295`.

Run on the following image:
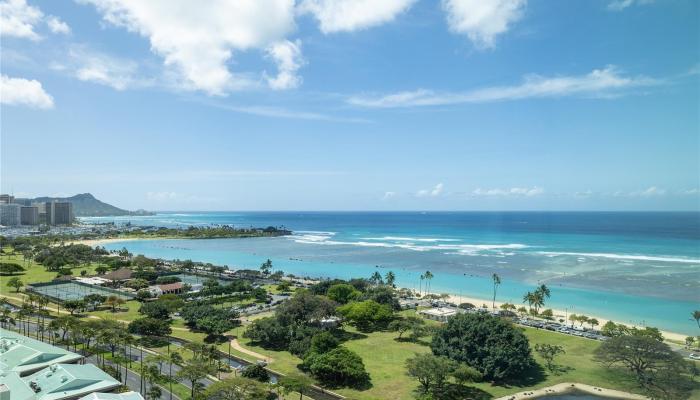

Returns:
20,193,152,217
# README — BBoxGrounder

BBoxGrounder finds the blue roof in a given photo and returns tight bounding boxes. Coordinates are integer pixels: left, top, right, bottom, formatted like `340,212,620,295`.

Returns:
0,363,121,400
0,329,81,376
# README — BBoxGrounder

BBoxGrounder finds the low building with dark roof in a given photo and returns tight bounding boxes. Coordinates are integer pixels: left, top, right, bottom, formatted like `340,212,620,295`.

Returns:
102,268,133,282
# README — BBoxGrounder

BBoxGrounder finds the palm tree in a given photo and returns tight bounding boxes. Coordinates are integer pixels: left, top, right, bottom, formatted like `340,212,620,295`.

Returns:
419,274,425,296
522,291,535,313
370,271,383,286
141,362,163,397
424,271,434,295
166,351,183,400
491,273,501,310
0,307,15,329
693,310,700,330
177,359,214,398
385,271,396,288
146,385,162,400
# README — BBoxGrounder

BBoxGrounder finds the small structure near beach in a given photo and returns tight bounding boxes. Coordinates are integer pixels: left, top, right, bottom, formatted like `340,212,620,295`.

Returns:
420,307,459,323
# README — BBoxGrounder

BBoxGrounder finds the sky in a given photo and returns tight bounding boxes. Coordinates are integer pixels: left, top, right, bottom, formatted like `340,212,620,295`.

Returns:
0,0,698,211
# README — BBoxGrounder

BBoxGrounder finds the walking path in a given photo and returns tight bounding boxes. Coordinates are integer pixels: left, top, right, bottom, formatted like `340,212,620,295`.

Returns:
230,338,273,363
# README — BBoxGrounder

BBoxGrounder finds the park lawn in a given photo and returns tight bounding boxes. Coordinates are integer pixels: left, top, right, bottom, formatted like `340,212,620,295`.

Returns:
0,251,110,297
468,327,643,398
89,300,143,322
227,320,666,400
336,327,431,400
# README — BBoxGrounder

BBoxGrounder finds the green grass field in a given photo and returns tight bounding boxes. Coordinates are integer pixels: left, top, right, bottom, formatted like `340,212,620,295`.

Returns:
220,317,678,400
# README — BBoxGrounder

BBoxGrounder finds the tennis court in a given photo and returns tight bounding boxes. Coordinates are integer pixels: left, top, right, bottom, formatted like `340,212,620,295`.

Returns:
28,281,133,302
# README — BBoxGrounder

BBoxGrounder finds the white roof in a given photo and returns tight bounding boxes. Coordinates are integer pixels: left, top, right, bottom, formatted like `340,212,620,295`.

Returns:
75,277,109,285
80,391,145,400
421,308,457,317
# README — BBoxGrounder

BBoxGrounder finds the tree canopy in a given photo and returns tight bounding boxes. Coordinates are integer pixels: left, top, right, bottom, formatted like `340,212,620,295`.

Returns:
430,312,533,381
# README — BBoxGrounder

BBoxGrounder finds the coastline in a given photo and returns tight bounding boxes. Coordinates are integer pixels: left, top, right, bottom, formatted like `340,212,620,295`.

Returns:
71,237,146,246
437,292,687,343
75,237,691,342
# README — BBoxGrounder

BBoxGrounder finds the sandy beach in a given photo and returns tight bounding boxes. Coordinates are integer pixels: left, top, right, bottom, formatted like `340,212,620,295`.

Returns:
438,292,688,342
73,237,146,247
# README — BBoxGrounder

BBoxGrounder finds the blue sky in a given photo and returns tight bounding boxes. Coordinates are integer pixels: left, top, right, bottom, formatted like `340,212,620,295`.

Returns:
1,0,698,211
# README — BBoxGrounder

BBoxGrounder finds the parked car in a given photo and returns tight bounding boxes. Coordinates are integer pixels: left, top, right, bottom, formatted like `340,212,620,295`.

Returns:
689,353,700,361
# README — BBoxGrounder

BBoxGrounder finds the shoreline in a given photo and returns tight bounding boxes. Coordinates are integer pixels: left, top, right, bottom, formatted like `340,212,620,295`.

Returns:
435,291,687,342
75,237,691,341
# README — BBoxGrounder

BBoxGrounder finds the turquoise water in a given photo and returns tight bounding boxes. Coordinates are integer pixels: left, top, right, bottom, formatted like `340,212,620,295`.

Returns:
86,211,700,335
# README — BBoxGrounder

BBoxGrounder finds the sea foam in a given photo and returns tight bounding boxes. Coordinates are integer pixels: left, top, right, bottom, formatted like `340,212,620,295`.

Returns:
537,251,700,264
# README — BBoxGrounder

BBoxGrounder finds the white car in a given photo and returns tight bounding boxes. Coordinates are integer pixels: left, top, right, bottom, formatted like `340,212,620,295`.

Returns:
689,353,700,361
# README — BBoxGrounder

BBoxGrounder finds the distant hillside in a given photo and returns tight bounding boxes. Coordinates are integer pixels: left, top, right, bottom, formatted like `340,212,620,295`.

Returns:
27,193,153,217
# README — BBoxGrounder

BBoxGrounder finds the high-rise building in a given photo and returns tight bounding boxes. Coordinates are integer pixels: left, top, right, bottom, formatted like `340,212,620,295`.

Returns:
20,206,39,225
0,204,21,226
46,201,74,225
0,194,15,204
32,202,47,225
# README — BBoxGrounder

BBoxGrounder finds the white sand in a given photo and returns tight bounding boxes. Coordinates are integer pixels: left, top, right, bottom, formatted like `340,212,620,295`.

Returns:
436,292,687,342
73,237,145,246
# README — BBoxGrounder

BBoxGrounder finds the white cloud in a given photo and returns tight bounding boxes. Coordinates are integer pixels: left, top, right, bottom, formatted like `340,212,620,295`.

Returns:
442,0,526,48
607,0,653,11
472,187,543,197
80,0,297,95
634,186,666,197
46,16,71,34
207,102,369,123
416,183,444,197
0,74,54,109
146,191,178,201
614,186,667,197
70,48,142,90
680,188,699,196
265,39,305,90
0,0,43,40
382,191,396,200
0,0,71,40
349,66,658,108
298,0,416,33
146,191,220,204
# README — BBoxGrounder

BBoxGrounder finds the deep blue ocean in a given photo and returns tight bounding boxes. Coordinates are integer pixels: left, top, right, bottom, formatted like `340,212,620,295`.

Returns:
82,212,700,335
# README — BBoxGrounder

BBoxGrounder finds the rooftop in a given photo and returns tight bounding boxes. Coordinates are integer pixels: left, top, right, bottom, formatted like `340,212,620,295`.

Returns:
8,363,121,400
420,308,458,317
80,391,144,400
0,329,81,376
102,268,132,281
158,282,183,291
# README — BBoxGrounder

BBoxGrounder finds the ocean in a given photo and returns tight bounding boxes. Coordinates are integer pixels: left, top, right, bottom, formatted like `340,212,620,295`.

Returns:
82,211,700,335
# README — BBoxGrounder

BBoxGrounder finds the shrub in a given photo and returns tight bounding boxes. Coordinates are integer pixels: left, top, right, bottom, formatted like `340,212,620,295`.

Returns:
240,364,270,382
0,262,25,275
306,347,370,388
